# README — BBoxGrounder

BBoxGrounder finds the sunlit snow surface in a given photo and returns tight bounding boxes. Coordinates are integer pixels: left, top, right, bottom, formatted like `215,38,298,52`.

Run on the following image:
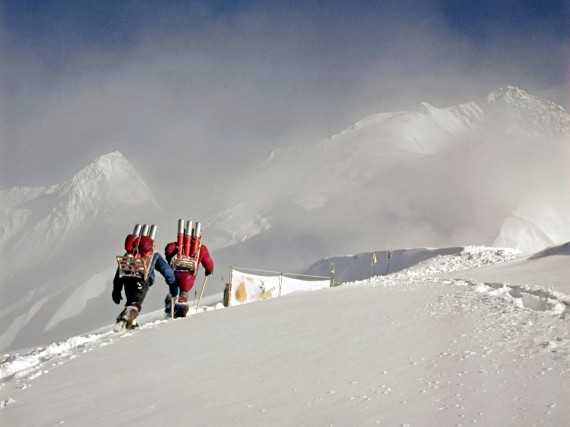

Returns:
0,246,562,383
2,246,567,385
1,246,569,426
0,321,161,385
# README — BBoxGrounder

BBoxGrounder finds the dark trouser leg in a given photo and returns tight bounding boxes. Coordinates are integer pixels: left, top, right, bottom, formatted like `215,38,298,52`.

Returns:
121,280,149,327
124,280,149,311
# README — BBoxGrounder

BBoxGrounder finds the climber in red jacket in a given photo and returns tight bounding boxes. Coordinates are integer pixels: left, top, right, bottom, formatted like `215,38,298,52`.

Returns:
164,220,214,318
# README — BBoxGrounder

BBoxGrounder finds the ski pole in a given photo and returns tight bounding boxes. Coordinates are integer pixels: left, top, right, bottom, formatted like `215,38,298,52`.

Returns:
170,296,175,320
195,275,209,313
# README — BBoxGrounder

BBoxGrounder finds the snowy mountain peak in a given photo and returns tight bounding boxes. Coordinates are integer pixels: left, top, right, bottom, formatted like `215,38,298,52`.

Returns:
1,151,160,277
480,85,570,135
69,151,137,189
416,102,436,114
40,151,160,243
64,151,158,208
84,151,131,175
486,85,531,104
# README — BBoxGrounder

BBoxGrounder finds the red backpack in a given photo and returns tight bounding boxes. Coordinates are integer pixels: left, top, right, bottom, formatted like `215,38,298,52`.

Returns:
169,219,202,274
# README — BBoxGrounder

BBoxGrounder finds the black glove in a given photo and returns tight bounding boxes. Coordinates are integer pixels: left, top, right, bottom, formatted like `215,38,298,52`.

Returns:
205,270,213,276
112,289,122,305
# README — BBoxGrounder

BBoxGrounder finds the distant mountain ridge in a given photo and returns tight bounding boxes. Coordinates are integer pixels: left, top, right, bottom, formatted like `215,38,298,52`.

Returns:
306,86,569,165
208,85,570,271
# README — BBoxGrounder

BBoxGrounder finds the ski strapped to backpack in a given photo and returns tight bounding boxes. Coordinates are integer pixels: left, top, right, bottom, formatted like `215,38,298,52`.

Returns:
116,223,156,281
171,219,202,274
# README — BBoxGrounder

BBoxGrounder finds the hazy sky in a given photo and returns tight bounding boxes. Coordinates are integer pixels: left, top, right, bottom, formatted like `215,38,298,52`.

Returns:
2,0,568,191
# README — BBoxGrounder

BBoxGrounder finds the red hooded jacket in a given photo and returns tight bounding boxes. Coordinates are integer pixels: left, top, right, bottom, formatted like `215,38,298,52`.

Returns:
164,242,214,292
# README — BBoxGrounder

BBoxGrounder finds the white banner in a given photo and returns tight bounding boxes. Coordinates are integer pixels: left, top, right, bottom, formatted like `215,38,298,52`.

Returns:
280,275,332,296
228,268,332,306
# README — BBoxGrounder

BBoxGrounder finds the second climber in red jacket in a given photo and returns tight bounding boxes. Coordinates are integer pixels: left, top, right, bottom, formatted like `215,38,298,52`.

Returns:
164,240,214,318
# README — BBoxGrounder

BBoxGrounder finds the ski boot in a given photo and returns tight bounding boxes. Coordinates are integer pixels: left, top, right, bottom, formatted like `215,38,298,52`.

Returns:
124,306,139,329
115,306,139,331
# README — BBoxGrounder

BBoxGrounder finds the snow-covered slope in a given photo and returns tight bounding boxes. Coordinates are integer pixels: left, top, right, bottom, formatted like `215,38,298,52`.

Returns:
444,242,570,296
1,245,568,426
493,185,570,252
